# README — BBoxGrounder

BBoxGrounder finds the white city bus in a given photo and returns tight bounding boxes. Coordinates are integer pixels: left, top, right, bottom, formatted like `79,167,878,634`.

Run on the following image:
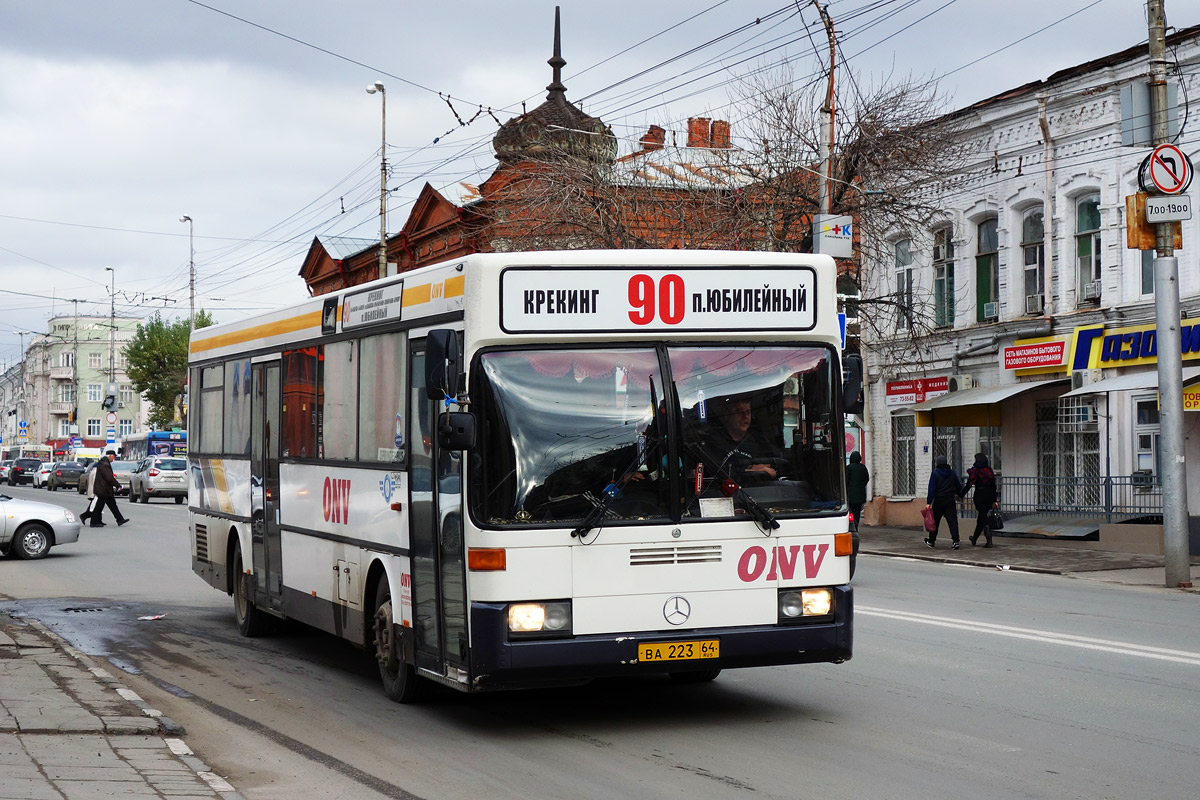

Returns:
188,250,862,701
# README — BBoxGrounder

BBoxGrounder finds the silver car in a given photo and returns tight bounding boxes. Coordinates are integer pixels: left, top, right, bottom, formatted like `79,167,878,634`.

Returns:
0,493,82,559
129,457,188,504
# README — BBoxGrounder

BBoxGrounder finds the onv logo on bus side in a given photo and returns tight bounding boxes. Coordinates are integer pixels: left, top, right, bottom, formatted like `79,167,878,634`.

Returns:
323,477,351,524
737,544,829,582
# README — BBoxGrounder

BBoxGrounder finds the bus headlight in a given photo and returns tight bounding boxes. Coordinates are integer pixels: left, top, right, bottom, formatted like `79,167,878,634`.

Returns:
507,601,572,638
778,588,834,623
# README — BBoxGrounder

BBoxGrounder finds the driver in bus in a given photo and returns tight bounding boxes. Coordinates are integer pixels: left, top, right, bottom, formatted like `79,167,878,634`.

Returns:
698,397,784,481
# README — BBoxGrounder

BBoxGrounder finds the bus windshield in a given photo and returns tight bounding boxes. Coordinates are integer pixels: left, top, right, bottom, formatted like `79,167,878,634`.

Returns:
473,344,845,527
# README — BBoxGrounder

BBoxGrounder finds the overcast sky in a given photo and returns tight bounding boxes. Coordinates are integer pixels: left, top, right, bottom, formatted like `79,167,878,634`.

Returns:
0,0,1189,365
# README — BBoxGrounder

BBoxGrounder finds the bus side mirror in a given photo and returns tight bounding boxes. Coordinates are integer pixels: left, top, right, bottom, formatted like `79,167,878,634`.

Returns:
842,353,864,415
426,329,460,400
439,411,476,451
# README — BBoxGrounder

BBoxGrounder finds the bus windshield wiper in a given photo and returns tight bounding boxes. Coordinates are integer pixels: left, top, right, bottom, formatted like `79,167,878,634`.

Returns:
685,442,779,534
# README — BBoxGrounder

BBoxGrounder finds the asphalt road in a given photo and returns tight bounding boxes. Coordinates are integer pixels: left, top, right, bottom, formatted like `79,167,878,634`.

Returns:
2,483,1199,800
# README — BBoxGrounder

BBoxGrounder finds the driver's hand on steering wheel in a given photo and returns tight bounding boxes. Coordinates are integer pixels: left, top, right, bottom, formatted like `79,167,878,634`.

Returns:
745,463,777,479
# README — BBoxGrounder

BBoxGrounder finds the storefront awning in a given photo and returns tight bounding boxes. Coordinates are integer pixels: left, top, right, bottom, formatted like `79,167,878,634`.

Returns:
909,379,1069,427
1061,366,1200,397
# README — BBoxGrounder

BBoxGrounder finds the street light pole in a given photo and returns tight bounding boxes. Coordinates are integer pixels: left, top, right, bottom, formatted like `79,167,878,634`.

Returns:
11,330,32,446
179,215,195,333
105,267,115,383
366,80,388,280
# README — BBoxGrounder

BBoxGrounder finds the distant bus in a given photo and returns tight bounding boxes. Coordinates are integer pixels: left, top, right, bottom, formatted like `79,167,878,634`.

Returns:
122,430,187,461
1,444,52,462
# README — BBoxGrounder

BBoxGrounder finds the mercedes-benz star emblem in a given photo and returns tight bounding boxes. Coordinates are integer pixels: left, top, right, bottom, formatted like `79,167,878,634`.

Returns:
663,596,691,626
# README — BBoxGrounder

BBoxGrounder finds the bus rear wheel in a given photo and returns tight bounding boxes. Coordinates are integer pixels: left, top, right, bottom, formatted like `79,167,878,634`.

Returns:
372,580,421,703
232,543,270,637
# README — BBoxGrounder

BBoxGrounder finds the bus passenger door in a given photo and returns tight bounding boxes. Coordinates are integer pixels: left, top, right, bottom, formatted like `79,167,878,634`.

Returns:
251,362,284,612
409,341,468,677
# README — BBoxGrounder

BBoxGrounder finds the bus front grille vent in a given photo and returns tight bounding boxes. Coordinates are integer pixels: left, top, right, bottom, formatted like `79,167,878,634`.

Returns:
195,524,208,561
630,544,721,566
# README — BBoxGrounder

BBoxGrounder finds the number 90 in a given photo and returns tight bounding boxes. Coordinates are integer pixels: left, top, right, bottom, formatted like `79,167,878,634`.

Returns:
628,274,685,325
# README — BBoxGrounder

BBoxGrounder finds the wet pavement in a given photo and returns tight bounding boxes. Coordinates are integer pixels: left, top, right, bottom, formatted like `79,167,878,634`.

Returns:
2,525,1197,799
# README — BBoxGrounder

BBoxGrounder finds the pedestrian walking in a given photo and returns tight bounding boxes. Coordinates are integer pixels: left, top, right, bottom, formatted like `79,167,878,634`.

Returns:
89,450,129,528
924,454,963,549
845,451,869,532
79,463,99,524
960,452,1000,548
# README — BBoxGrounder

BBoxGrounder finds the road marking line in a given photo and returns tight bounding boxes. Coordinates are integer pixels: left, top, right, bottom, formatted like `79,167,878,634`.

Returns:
858,605,1200,667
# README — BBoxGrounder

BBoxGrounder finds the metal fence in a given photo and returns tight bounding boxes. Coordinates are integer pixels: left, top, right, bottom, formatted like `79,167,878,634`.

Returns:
958,475,1163,522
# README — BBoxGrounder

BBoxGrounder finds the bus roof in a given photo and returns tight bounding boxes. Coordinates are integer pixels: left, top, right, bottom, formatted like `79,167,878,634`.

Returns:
189,250,840,364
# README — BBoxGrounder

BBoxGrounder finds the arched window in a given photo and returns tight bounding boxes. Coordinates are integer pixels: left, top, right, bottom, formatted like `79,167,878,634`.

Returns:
1076,194,1101,304
976,218,999,321
1021,207,1044,314
895,239,913,329
933,226,955,327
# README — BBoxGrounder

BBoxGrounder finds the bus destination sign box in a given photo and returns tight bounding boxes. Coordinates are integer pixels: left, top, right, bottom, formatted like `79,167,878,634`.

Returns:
500,267,817,333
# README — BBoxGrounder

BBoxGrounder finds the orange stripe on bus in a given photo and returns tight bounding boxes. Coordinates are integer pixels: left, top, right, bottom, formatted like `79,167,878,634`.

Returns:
190,311,323,354
402,284,432,307
444,275,465,297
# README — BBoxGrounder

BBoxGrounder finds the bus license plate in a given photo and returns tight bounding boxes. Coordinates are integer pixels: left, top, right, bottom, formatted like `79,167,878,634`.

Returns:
637,639,719,662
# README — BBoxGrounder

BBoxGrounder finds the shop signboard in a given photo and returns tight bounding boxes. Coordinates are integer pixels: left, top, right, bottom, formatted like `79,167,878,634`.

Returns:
885,376,948,408
1003,339,1068,371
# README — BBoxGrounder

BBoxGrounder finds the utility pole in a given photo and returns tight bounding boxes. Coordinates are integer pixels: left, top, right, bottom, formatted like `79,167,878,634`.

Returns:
1146,0,1192,588
72,299,80,446
813,0,836,216
366,81,388,280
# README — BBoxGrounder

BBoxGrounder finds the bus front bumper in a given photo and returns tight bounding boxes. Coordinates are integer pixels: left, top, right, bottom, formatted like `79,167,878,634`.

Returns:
468,585,852,689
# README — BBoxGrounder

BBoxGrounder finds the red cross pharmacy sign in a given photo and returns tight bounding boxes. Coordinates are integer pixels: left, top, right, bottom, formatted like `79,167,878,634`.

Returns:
1139,144,1194,196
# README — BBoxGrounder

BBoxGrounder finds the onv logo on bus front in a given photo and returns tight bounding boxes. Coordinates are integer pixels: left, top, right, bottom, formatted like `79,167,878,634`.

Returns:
737,544,829,582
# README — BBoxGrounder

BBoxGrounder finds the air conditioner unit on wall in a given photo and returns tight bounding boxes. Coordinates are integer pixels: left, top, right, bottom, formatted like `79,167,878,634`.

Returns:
948,374,976,392
983,301,998,320
1082,281,1102,301
1025,295,1044,315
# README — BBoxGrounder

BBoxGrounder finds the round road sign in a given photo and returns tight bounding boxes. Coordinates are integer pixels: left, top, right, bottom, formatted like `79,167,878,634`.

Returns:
106,412,117,424
1139,144,1194,195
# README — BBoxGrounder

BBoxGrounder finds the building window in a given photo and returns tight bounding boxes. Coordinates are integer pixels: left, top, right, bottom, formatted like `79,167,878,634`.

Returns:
58,352,74,368
89,352,102,369
119,419,133,437
895,239,914,330
977,426,1001,472
1035,401,1100,508
1141,250,1154,296
976,218,999,321
891,414,916,496
59,419,71,437
1134,395,1161,479
933,226,955,327
87,418,101,437
1022,207,1044,314
1076,193,1101,304
933,426,962,474
119,384,133,404
87,384,102,403
56,385,75,403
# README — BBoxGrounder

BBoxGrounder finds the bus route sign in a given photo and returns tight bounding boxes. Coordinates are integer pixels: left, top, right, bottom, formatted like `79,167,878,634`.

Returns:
499,266,817,334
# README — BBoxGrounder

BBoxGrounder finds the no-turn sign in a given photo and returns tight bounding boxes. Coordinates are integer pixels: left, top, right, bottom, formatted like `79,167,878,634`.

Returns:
1139,144,1194,195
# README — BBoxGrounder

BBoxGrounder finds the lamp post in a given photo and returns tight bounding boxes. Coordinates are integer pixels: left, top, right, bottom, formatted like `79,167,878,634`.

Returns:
366,80,388,280
11,329,33,446
179,215,195,333
105,267,115,384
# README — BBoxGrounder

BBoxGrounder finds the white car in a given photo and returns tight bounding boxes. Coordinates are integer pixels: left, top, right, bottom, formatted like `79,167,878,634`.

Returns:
31,463,54,488
0,493,82,559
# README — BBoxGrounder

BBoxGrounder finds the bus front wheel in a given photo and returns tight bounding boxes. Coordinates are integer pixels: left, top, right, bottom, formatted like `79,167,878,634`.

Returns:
232,543,270,637
372,580,421,703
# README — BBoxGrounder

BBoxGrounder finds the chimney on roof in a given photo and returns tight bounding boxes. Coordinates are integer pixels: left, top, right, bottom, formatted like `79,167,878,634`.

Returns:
641,125,666,151
687,117,711,148
710,120,731,148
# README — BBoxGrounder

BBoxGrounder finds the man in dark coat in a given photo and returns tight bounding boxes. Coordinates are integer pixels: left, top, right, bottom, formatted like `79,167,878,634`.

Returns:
90,450,129,528
845,451,869,531
961,452,999,547
924,454,963,549
698,398,783,482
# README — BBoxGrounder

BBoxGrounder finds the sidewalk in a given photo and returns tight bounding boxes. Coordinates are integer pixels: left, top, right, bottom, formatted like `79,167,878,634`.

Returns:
0,615,243,800
859,524,1200,589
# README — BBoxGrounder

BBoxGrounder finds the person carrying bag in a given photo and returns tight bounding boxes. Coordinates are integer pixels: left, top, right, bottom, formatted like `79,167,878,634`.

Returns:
80,463,99,524
960,452,1000,548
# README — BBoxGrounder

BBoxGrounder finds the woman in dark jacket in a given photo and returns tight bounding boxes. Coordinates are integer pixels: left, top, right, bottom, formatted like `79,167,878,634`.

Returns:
845,452,869,531
960,452,999,547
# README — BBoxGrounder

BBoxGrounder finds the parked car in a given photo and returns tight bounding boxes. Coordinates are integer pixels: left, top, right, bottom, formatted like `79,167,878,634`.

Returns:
77,460,138,495
9,458,44,486
31,462,54,488
0,493,82,559
46,461,86,492
0,461,12,485
129,457,188,504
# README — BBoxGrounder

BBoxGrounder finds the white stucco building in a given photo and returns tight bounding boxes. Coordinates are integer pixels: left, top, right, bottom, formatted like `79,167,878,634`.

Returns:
860,25,1200,550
